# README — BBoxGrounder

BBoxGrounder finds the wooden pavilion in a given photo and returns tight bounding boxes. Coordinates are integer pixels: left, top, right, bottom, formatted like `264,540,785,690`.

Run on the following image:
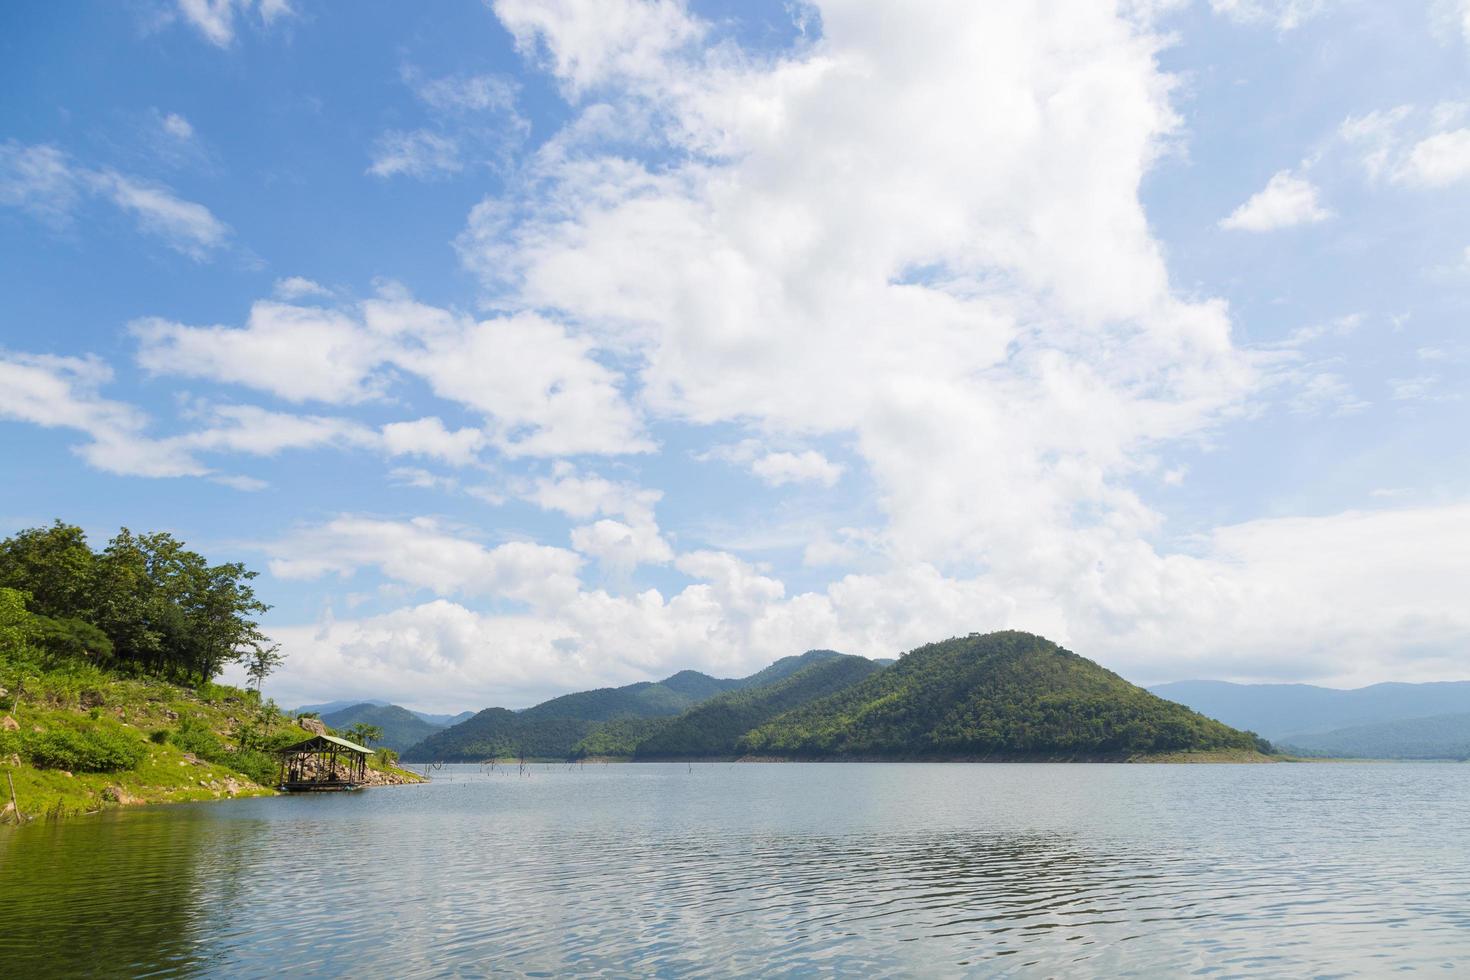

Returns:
275,733,374,791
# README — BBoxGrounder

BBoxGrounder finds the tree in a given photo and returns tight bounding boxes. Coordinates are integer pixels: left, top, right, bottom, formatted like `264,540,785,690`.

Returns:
345,723,383,748
244,644,285,693
0,521,96,620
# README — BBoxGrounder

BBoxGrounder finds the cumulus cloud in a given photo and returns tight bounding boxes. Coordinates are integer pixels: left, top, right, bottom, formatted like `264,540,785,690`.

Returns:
699,440,844,487
379,417,486,466
173,0,292,47
0,141,229,257
133,302,385,403
131,294,652,456
257,498,1470,711
1220,171,1332,231
265,516,584,608
1340,104,1470,187
1399,128,1470,187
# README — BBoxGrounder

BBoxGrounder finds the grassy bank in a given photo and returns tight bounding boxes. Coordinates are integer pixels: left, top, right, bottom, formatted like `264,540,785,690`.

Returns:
1,668,422,824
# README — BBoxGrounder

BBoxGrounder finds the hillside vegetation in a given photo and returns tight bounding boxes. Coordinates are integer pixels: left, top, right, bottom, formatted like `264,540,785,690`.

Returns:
0,521,418,823
320,702,445,753
741,632,1269,759
402,651,854,762
633,654,883,758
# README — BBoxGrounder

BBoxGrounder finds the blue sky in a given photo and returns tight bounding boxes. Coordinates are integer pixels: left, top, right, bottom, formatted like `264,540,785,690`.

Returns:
3,0,1468,712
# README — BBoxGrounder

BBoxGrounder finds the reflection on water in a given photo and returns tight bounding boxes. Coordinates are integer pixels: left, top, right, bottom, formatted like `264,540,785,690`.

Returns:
3,763,1469,976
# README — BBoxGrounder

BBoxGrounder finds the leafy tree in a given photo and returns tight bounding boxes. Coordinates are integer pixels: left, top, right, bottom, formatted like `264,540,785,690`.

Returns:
345,723,383,748
244,644,285,693
0,522,277,683
0,521,96,620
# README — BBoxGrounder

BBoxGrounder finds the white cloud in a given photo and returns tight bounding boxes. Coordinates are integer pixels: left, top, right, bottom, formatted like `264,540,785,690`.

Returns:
750,450,843,487
1399,128,1470,187
493,0,704,97
0,351,201,478
256,496,1470,709
91,171,230,258
698,440,843,487
1220,171,1332,231
570,518,674,572
0,140,229,257
0,142,81,225
1340,105,1470,187
174,0,292,47
465,0,1255,584
265,516,584,608
273,276,331,300
367,130,463,179
160,112,194,141
131,291,651,456
1209,0,1327,30
380,417,486,466
132,302,386,404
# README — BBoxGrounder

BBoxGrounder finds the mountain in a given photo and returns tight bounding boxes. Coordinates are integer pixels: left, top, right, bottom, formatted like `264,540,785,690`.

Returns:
741,632,1266,759
402,652,851,762
411,710,476,727
295,698,389,716
1279,712,1470,760
632,654,884,758
1148,680,1470,742
517,672,737,723
320,703,447,754
294,699,472,728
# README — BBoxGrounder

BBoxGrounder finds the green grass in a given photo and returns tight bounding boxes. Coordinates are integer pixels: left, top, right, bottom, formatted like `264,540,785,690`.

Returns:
0,660,427,824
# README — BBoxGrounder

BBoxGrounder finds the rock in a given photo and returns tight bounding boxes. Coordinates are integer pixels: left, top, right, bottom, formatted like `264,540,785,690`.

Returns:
101,785,140,805
164,710,178,721
62,771,73,778
3,754,19,768
182,753,201,765
298,717,328,736
0,715,17,732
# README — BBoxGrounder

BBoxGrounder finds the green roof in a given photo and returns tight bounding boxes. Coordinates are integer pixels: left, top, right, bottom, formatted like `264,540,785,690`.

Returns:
280,733,374,755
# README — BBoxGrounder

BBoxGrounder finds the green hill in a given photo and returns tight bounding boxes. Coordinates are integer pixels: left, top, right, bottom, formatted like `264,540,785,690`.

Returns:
632,654,884,758
320,702,445,753
402,652,853,762
740,631,1268,759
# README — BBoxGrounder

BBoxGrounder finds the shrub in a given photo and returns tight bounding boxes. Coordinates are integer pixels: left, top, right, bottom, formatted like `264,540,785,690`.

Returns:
32,615,113,663
26,727,145,773
169,716,228,763
149,729,169,744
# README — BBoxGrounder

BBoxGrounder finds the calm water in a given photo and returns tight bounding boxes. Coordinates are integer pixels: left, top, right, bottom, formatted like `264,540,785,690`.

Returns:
2,763,1468,977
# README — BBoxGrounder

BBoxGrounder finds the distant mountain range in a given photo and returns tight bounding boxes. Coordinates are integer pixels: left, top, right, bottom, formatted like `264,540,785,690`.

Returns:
1280,713,1470,760
1149,680,1470,756
318,703,450,753
294,698,474,729
403,633,1263,762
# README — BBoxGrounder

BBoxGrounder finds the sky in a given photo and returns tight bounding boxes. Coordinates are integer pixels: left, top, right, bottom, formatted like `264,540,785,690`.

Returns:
2,0,1469,713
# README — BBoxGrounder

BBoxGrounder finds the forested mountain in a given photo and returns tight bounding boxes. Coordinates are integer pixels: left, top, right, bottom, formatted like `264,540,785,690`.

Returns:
1279,712,1470,760
741,632,1266,759
320,703,446,753
1149,679,1470,742
401,651,855,761
632,654,884,758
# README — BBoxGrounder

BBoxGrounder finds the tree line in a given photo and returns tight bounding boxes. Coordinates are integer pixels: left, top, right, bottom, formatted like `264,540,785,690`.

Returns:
0,520,282,686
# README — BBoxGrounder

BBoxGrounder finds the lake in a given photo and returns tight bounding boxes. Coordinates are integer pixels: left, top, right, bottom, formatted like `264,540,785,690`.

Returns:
2,762,1468,977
